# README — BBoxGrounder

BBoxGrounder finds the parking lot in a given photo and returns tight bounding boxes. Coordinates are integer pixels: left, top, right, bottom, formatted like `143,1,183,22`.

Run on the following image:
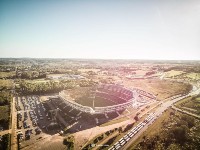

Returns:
15,96,61,149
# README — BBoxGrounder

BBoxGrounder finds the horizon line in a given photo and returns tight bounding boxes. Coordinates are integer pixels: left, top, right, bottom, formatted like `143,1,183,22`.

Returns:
0,57,199,61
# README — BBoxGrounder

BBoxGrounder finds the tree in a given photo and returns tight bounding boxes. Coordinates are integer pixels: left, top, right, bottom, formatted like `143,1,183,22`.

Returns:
167,143,181,150
171,126,188,144
118,127,122,133
181,114,195,128
63,137,74,150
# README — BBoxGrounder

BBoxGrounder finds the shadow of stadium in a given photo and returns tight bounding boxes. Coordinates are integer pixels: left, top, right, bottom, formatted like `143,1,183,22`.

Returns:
66,110,125,134
41,99,125,135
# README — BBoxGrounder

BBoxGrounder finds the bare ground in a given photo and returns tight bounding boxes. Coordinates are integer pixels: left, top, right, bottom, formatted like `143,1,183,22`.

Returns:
73,119,132,150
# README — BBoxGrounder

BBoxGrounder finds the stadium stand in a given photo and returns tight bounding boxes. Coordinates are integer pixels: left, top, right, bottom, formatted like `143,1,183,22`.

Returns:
58,84,156,115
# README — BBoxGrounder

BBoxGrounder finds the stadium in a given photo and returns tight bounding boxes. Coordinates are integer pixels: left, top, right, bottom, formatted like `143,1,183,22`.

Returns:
58,84,156,115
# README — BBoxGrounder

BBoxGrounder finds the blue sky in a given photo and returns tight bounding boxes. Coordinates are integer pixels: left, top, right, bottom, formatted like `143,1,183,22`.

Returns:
0,0,200,60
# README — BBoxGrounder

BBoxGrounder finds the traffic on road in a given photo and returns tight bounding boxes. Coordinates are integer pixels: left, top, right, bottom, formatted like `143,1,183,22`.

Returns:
109,112,156,150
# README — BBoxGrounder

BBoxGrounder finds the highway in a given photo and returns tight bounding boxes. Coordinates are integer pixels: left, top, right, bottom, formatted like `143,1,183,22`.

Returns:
111,85,200,150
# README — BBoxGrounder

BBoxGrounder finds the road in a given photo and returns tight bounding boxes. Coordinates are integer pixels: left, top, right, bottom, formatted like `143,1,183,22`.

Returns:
172,105,200,119
121,86,200,150
11,97,18,150
0,129,11,136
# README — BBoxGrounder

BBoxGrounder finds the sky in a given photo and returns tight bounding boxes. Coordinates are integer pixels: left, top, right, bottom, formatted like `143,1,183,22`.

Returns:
0,0,200,60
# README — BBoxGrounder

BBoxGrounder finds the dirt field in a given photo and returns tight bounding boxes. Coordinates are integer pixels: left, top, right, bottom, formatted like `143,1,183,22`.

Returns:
22,134,65,150
123,78,192,100
73,119,132,150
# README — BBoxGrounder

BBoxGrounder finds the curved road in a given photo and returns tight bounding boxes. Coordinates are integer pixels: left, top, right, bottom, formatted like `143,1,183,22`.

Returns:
121,85,200,150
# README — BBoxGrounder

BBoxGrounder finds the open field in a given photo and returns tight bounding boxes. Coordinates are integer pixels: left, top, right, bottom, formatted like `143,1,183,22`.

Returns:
25,79,50,83
0,71,15,78
123,78,192,100
185,73,200,80
164,70,185,78
173,72,200,81
0,79,13,90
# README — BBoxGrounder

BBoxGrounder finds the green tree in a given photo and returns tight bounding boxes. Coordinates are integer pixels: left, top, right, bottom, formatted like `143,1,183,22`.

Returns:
167,143,181,150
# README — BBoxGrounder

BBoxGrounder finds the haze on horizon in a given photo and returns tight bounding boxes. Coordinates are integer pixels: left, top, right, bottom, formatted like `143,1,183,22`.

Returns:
0,0,200,60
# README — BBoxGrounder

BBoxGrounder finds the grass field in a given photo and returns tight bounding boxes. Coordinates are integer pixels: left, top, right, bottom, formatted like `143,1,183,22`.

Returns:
67,87,119,107
174,72,200,81
26,79,50,83
185,73,200,80
0,79,13,90
0,71,15,78
164,70,185,78
76,96,117,107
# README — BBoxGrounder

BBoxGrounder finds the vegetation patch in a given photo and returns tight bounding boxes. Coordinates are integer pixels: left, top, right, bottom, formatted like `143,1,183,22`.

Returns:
0,71,15,79
0,106,10,129
128,109,200,150
0,91,11,129
164,70,185,78
63,135,74,150
0,79,13,90
0,134,10,150
16,79,96,95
